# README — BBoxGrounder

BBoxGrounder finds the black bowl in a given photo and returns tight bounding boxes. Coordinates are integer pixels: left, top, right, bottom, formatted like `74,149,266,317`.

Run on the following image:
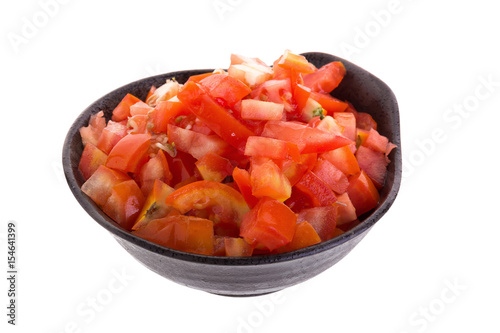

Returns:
63,52,401,296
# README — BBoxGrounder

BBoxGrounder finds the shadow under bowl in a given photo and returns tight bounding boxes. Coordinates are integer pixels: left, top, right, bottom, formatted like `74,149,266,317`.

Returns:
62,52,402,296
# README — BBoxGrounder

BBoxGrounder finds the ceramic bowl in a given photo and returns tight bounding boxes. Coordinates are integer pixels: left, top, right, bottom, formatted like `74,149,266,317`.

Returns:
63,52,401,296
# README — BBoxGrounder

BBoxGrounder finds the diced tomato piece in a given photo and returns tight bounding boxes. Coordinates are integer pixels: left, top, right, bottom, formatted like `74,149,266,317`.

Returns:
364,128,390,153
167,124,229,160
177,81,255,151
195,152,234,183
130,101,153,116
164,181,250,226
315,116,344,136
277,50,316,73
250,157,291,202
137,150,172,195
224,237,253,257
293,84,311,114
133,179,175,230
230,53,269,67
321,145,360,176
81,165,130,207
303,61,346,94
145,85,156,102
103,179,145,230
356,128,369,148
244,136,298,161
335,192,357,226
309,91,348,114
282,153,317,186
355,146,388,189
250,78,294,113
275,221,321,253
297,206,338,241
227,62,273,88
79,111,106,147
240,197,297,251
106,133,151,173
165,150,197,187
112,93,142,122
347,170,380,216
133,215,214,255
334,112,356,141
186,72,214,84
96,120,128,154
199,74,251,107
78,143,108,180
149,101,191,134
299,97,326,122
232,167,259,208
292,170,337,208
355,111,378,131
240,99,284,121
127,114,149,134
312,158,349,194
262,120,352,154
145,80,179,107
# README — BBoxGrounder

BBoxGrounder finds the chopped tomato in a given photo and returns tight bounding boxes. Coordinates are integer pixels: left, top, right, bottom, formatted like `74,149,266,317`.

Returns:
195,152,233,183
355,112,378,131
177,81,255,151
346,170,380,216
164,150,197,187
355,146,388,189
232,167,259,208
335,192,357,226
250,157,291,202
106,133,151,173
277,50,316,74
309,91,348,114
199,74,251,107
240,197,297,251
363,128,390,153
137,150,172,195
103,179,145,230
81,165,131,207
130,101,153,116
333,112,356,141
167,124,229,160
149,101,191,134
250,78,294,113
244,136,299,161
112,93,142,122
291,170,337,208
78,143,108,181
80,111,106,147
97,120,128,154
224,237,253,257
311,158,349,194
303,61,346,94
164,181,250,226
240,99,284,121
297,206,338,241
133,215,214,255
321,145,360,177
133,179,175,230
275,221,321,253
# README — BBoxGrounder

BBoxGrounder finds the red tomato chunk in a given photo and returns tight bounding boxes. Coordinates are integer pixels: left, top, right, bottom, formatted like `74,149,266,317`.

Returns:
78,50,396,256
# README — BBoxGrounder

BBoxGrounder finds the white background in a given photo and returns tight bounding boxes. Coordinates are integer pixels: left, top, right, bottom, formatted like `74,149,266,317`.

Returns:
1,0,499,332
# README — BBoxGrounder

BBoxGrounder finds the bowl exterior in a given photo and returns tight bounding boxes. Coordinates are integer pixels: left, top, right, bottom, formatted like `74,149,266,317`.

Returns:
63,52,401,296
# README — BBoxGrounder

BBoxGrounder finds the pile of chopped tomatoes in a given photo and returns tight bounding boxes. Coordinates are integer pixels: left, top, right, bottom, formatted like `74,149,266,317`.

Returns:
78,50,396,257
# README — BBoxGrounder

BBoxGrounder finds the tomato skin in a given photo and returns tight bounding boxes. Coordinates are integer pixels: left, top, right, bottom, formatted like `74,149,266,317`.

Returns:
311,158,349,194
303,61,346,94
81,165,131,207
112,93,142,122
240,197,297,251
78,143,108,180
133,215,214,255
199,74,251,107
335,192,357,226
164,180,250,226
333,112,357,141
103,179,145,230
363,128,390,153
293,170,337,207
149,101,190,134
347,170,380,216
106,133,151,173
309,91,348,114
177,81,255,151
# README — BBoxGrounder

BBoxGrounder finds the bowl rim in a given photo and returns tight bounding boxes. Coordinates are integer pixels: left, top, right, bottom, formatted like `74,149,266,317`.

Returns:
62,52,401,266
